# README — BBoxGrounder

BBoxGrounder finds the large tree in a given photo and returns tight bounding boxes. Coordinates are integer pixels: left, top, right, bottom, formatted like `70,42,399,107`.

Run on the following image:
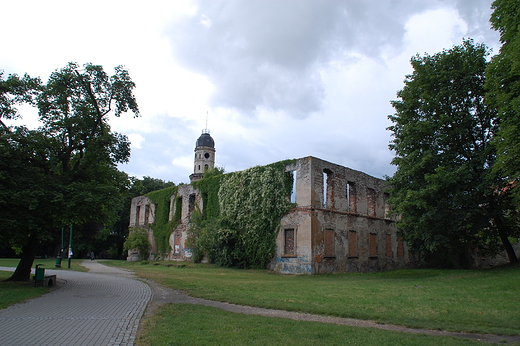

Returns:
486,0,520,204
387,40,518,267
0,63,139,281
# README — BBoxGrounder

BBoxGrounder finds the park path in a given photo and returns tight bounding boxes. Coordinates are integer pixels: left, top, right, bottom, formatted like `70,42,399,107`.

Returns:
0,262,151,346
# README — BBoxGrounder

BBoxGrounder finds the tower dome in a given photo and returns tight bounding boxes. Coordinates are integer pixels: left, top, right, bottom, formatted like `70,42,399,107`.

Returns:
190,129,216,182
196,132,215,148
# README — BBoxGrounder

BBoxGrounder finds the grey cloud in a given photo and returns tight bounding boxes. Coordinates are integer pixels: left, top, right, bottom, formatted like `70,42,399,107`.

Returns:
168,0,494,118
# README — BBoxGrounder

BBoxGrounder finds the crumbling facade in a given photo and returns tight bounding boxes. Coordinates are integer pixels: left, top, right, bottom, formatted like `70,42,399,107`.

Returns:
128,128,411,273
273,157,408,274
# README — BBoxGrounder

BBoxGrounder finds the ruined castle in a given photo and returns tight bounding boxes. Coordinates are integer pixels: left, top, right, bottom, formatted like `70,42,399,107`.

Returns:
128,131,412,274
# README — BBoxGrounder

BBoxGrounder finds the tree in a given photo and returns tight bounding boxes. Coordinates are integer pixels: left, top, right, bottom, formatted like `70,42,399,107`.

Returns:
0,63,139,281
387,40,518,267
486,0,520,204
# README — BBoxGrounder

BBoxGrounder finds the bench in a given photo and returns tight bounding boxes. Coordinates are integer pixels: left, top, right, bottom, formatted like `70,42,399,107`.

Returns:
33,275,57,287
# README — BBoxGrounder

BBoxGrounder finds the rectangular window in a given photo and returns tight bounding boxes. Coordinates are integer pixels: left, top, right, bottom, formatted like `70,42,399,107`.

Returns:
346,182,356,212
188,193,196,214
385,234,392,258
348,231,357,257
367,188,376,217
369,233,377,257
290,171,297,204
323,169,333,209
324,229,335,257
174,197,182,221
174,234,181,254
284,228,295,256
135,206,141,226
144,205,150,224
397,238,405,258
384,193,391,218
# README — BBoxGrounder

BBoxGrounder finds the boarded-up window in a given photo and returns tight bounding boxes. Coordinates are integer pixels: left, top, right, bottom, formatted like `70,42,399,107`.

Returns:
346,182,356,212
324,229,335,257
135,206,141,226
144,205,150,224
369,233,377,257
397,238,405,258
367,188,376,217
385,234,392,258
284,229,295,256
348,231,357,257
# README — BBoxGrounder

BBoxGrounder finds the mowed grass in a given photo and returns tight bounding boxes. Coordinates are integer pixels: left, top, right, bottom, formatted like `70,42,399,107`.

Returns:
0,258,88,309
137,303,488,346
0,271,48,309
107,260,520,336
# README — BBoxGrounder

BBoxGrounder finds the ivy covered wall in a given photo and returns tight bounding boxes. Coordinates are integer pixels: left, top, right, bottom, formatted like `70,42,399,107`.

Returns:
145,160,295,268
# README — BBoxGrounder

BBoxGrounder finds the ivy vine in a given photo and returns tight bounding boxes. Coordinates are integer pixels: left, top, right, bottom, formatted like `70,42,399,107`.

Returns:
146,186,178,257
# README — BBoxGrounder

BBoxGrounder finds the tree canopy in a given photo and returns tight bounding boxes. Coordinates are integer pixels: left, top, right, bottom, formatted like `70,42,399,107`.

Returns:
387,39,518,267
486,0,520,204
0,63,139,280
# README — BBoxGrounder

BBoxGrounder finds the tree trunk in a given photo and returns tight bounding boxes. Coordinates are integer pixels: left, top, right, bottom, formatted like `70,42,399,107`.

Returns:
6,234,39,282
494,214,519,264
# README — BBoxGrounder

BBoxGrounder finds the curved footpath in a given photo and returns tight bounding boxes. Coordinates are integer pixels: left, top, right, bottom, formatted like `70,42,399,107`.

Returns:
0,262,151,346
1,261,520,345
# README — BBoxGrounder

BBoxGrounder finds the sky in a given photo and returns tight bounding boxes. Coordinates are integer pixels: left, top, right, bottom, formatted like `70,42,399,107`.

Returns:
1,0,501,184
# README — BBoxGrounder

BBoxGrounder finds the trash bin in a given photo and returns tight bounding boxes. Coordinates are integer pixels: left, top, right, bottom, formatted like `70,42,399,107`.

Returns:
55,256,62,268
34,264,45,287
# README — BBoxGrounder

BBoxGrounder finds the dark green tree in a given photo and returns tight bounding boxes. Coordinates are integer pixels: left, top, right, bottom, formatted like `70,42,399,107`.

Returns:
1,63,139,281
486,0,520,204
387,40,518,267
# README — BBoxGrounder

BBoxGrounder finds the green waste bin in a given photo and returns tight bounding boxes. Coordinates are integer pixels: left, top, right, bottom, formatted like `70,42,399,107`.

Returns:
34,264,45,287
55,256,62,268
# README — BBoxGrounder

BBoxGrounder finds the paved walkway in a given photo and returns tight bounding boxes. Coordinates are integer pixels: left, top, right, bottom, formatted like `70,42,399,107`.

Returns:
0,262,151,346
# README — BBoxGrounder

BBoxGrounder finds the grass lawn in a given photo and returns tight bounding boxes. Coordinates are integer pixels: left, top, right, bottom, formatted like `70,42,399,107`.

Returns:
137,303,488,346
0,258,89,309
107,260,520,336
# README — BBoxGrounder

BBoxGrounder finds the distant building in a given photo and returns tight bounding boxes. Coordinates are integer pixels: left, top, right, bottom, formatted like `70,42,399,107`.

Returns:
128,130,416,273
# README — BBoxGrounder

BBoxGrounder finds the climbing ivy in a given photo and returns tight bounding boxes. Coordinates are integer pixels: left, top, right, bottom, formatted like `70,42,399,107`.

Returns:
191,160,295,268
146,186,178,257
143,160,295,268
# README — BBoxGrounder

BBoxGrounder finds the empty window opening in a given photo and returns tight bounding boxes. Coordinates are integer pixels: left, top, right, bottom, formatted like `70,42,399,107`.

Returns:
383,193,391,218
346,181,356,212
323,169,333,209
290,170,297,203
188,194,196,214
174,234,181,254
284,228,295,256
348,231,357,257
385,234,392,257
367,188,376,217
324,229,335,257
369,233,377,257
144,205,150,224
174,197,182,221
135,206,141,226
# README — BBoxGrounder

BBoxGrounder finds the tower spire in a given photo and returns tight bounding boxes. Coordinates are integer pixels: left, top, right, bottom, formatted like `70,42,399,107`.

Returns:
203,111,210,134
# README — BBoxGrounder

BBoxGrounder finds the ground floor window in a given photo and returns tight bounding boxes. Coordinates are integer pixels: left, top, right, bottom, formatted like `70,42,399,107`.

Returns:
348,231,357,257
284,228,295,256
324,229,335,257
369,233,377,257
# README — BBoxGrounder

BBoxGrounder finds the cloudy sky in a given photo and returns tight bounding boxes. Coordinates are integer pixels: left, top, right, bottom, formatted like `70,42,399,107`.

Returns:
1,0,501,184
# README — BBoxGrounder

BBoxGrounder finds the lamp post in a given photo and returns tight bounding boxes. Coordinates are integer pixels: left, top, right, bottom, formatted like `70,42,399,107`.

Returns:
67,225,73,269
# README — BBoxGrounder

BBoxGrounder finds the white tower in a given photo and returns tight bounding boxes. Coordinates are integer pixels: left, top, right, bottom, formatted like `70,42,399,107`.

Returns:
190,129,215,182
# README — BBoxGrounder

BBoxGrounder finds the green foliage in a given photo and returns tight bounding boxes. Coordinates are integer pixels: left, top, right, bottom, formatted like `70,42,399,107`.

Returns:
189,160,295,269
487,0,520,205
123,227,150,259
0,62,139,280
146,186,178,257
387,40,517,267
